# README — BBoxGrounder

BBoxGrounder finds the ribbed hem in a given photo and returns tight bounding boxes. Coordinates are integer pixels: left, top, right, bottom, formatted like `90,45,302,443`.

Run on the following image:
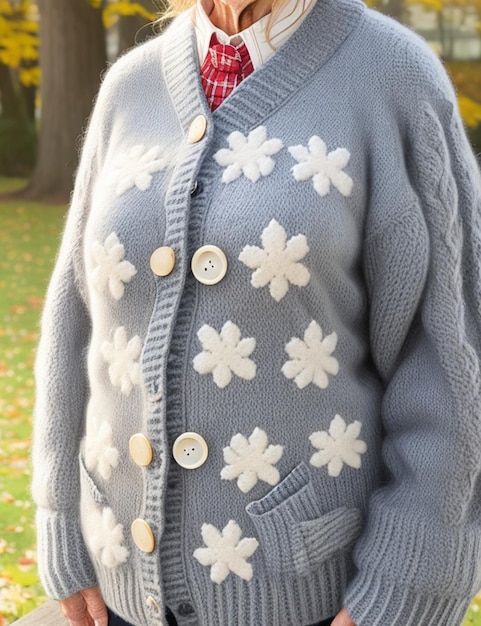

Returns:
189,551,354,625
91,557,161,626
345,570,470,626
36,508,97,600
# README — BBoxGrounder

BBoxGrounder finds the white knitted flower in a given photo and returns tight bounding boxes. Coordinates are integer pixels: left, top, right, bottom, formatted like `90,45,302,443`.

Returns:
85,420,119,481
288,136,353,197
113,144,167,196
282,320,339,389
239,219,310,301
91,233,137,300
214,126,283,183
101,326,142,395
87,506,129,568
310,415,367,477
221,427,284,493
193,321,256,388
193,520,259,583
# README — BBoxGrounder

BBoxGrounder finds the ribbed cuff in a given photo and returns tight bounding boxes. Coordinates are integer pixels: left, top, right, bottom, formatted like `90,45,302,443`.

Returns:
344,569,470,626
36,507,97,600
343,496,481,626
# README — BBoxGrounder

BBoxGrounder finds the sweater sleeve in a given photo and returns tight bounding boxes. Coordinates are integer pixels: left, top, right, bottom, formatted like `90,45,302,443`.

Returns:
344,97,481,623
31,72,113,600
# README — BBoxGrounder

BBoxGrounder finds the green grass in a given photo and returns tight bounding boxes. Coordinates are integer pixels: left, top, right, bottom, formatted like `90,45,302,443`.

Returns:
0,176,480,624
0,179,28,195
0,180,65,623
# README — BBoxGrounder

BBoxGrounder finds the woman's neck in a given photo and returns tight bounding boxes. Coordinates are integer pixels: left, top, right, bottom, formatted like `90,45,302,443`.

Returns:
208,0,272,35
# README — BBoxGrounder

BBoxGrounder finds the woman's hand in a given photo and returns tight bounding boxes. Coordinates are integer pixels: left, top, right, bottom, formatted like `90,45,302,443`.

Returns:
331,607,357,626
59,586,108,626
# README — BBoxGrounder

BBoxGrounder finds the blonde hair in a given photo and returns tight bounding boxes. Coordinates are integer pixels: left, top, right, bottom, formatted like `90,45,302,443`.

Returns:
157,0,304,45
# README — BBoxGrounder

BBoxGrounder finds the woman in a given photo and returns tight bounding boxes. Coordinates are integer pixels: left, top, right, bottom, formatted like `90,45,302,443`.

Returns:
32,0,481,623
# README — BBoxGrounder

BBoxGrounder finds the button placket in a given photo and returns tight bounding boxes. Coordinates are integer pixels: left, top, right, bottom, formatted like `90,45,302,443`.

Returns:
136,54,213,607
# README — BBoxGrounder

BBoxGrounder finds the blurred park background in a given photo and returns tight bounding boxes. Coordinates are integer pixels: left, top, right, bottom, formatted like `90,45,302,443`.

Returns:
1,0,481,623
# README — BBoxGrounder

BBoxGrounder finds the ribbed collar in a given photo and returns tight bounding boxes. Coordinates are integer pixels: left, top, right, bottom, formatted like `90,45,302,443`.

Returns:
193,0,317,70
161,0,365,136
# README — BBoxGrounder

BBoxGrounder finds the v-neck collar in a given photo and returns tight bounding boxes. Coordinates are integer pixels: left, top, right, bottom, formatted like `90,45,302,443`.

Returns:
161,0,365,137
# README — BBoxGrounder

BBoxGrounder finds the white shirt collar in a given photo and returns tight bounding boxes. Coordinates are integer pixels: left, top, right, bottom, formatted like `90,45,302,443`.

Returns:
193,0,317,70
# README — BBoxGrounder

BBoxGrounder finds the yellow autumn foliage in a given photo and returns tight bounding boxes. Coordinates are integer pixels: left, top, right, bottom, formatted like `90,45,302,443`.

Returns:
458,95,481,128
0,0,13,14
404,0,444,11
102,1,156,28
0,0,157,87
19,65,40,87
0,1,39,82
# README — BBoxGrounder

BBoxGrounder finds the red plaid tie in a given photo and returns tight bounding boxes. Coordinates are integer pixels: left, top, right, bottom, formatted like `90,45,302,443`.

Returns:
200,33,254,111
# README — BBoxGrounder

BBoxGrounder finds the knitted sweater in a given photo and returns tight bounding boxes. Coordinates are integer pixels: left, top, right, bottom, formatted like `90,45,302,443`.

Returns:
32,0,481,624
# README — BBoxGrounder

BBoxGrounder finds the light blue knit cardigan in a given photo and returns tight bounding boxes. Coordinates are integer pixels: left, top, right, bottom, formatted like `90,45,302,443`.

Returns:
32,0,481,624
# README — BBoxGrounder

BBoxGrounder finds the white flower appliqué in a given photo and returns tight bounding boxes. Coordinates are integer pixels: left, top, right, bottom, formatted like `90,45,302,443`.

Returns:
113,144,167,196
193,321,256,388
193,520,259,584
239,219,310,302
91,233,137,300
288,136,353,197
282,320,339,389
101,326,142,395
309,414,367,477
214,126,283,183
221,427,284,493
85,420,119,481
87,506,129,568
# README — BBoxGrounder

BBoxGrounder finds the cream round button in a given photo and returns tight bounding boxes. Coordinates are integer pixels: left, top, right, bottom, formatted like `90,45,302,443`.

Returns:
188,115,207,144
131,519,155,553
129,434,153,467
191,245,228,285
150,246,175,277
172,432,208,469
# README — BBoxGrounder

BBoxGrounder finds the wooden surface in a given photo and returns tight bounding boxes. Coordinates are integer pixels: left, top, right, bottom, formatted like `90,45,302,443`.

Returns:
13,600,67,625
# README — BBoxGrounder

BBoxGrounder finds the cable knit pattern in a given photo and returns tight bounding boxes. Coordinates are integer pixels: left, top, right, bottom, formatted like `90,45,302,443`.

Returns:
32,0,481,624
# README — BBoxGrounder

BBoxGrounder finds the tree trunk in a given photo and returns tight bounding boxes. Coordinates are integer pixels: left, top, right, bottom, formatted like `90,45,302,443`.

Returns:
0,62,36,178
438,10,447,60
0,62,27,122
25,0,106,201
381,0,405,22
117,0,159,55
19,78,37,122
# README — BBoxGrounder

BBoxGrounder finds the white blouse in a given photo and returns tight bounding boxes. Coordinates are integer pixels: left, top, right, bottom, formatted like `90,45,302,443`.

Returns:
193,0,317,69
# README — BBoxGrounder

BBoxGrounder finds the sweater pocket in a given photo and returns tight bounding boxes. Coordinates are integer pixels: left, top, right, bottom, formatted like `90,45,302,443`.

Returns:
78,452,131,570
79,452,108,507
246,462,362,577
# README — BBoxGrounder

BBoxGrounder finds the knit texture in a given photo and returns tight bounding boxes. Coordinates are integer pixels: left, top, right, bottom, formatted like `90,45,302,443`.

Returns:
32,0,481,624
